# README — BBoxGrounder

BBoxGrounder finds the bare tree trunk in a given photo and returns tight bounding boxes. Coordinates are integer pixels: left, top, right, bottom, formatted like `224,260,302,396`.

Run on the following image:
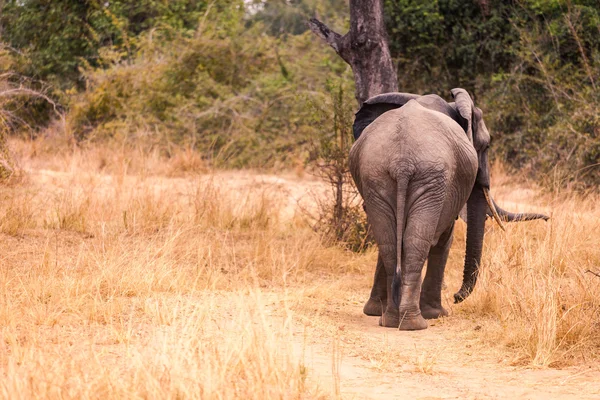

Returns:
308,0,398,104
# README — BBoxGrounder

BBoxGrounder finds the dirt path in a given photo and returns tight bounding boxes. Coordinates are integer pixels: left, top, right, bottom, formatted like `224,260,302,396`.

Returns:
292,312,600,399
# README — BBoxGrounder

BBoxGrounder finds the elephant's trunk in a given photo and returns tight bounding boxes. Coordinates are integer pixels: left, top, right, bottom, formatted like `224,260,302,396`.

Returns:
491,198,549,222
454,186,487,303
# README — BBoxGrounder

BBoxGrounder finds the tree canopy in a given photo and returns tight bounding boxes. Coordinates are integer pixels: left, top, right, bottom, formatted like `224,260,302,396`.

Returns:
0,0,598,187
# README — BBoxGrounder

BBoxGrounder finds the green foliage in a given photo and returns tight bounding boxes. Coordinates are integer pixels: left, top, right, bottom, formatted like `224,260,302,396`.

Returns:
105,0,208,35
384,0,517,94
248,0,316,36
1,0,108,87
0,0,209,88
485,3,600,187
247,0,348,36
68,3,351,167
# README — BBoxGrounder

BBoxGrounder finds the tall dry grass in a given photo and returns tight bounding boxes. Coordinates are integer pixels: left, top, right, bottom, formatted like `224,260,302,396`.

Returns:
0,140,345,398
451,188,600,367
0,137,599,398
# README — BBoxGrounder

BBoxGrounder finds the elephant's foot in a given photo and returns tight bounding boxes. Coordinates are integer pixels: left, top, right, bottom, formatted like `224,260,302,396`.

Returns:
398,312,428,331
378,310,399,328
420,304,448,320
363,297,386,316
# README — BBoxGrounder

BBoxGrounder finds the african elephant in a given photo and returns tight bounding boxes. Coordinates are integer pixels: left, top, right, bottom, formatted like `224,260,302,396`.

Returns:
349,89,548,331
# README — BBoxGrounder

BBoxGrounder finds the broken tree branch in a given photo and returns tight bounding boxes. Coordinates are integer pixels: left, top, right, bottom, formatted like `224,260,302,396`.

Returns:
307,18,343,54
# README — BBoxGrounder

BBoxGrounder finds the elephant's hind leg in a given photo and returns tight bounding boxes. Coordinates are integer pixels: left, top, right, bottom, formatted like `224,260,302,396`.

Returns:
397,200,445,331
420,222,454,319
363,252,387,316
363,198,400,328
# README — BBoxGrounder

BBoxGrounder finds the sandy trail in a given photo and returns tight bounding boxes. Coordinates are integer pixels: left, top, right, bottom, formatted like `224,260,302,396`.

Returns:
290,312,600,399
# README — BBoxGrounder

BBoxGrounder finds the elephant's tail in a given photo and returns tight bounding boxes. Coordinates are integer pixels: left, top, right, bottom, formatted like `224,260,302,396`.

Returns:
391,177,408,307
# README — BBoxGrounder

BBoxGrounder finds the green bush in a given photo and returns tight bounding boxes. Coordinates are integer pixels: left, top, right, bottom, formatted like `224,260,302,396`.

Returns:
484,4,600,188
0,0,210,88
68,4,351,167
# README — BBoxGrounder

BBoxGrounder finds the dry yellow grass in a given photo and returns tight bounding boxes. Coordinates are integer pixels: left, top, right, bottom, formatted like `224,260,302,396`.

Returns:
1,140,338,398
453,164,600,367
0,137,599,398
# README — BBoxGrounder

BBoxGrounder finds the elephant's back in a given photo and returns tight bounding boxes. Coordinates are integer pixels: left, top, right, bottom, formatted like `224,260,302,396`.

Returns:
351,101,476,180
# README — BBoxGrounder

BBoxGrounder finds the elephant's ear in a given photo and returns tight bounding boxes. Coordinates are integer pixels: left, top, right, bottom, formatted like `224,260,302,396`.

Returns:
451,88,474,144
353,92,421,140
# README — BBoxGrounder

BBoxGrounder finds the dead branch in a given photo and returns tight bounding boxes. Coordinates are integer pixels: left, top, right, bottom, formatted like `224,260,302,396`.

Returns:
585,269,600,278
0,86,62,119
307,18,344,54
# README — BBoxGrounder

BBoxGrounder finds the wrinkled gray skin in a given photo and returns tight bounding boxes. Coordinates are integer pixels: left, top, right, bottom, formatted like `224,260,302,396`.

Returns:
350,89,548,330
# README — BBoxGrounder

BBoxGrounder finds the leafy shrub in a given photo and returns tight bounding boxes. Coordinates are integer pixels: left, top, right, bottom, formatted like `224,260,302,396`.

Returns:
68,5,350,168
0,0,211,88
485,4,600,188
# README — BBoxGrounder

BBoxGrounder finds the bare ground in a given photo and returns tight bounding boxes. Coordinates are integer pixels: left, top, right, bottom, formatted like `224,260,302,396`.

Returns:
286,302,600,399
